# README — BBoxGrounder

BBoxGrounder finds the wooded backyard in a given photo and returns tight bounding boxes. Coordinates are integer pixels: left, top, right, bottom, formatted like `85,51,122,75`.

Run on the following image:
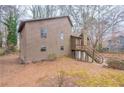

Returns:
0,53,124,87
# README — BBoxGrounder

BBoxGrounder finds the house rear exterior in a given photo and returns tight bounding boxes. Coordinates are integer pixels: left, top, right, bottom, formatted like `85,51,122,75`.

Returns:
18,16,72,63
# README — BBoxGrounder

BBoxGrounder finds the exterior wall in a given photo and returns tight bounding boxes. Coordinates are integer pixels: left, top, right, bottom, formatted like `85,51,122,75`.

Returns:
20,26,27,62
20,17,72,63
73,51,93,62
71,36,77,50
75,51,81,60
71,37,82,50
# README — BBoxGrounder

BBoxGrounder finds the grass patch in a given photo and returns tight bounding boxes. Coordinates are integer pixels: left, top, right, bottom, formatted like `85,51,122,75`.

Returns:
59,69,124,87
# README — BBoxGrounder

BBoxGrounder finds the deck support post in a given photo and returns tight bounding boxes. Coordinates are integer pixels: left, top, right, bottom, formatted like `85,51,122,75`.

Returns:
81,51,85,61
81,51,83,61
85,53,88,62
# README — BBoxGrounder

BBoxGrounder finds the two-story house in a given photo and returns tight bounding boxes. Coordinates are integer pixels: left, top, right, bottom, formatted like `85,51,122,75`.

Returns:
18,16,103,64
18,16,72,63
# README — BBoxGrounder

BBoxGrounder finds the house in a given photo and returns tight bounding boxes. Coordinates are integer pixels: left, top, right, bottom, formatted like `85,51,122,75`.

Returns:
107,35,124,52
18,16,103,64
18,16,72,63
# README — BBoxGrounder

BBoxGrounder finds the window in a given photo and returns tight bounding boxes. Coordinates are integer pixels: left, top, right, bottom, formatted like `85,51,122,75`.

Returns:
41,46,47,51
41,28,48,38
60,46,64,51
60,32,64,40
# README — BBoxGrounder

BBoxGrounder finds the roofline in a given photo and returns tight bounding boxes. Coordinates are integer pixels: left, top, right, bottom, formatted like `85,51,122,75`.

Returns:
18,16,73,32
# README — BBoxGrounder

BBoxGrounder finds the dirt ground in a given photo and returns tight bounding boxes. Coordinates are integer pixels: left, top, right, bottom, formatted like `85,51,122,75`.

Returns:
0,53,124,87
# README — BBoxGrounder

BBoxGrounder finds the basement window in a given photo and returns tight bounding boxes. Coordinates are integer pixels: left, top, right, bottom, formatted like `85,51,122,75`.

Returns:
41,46,47,52
60,46,64,51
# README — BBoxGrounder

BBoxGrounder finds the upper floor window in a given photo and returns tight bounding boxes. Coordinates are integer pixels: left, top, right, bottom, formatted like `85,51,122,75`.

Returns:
60,32,64,40
41,28,48,38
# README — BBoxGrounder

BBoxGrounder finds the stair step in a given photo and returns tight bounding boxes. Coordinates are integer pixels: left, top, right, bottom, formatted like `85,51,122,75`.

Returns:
84,46,103,64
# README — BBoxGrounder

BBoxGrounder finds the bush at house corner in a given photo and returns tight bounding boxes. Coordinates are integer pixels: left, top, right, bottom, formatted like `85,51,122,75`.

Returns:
0,48,5,56
48,53,57,61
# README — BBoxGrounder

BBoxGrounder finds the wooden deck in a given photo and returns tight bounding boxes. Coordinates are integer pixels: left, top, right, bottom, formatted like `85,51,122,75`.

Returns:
71,35,104,64
71,45,104,64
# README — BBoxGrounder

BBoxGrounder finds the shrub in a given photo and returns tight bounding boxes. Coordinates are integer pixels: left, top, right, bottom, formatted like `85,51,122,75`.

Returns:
48,53,56,61
57,70,66,87
0,48,5,56
107,59,124,70
8,45,17,52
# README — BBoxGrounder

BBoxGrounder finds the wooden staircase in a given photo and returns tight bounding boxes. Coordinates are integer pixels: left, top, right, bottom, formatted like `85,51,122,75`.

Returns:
71,35,104,64
82,46,104,64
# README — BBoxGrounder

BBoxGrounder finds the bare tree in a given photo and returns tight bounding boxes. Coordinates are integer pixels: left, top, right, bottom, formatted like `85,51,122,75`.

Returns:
94,6,124,50
27,5,124,50
29,5,58,19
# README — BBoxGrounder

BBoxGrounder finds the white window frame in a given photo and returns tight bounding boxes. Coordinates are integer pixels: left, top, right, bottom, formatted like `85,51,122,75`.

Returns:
41,28,48,38
60,32,64,40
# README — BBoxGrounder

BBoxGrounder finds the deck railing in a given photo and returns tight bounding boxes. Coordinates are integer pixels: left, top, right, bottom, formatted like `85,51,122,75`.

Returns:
74,45,104,64
85,46,104,64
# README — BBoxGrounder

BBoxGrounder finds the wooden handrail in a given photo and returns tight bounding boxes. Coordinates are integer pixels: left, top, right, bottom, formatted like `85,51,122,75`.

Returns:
73,45,104,63
82,46,103,64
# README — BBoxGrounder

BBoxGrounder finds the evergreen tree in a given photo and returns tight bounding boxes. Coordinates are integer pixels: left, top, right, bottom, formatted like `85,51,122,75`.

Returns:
3,12,17,50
